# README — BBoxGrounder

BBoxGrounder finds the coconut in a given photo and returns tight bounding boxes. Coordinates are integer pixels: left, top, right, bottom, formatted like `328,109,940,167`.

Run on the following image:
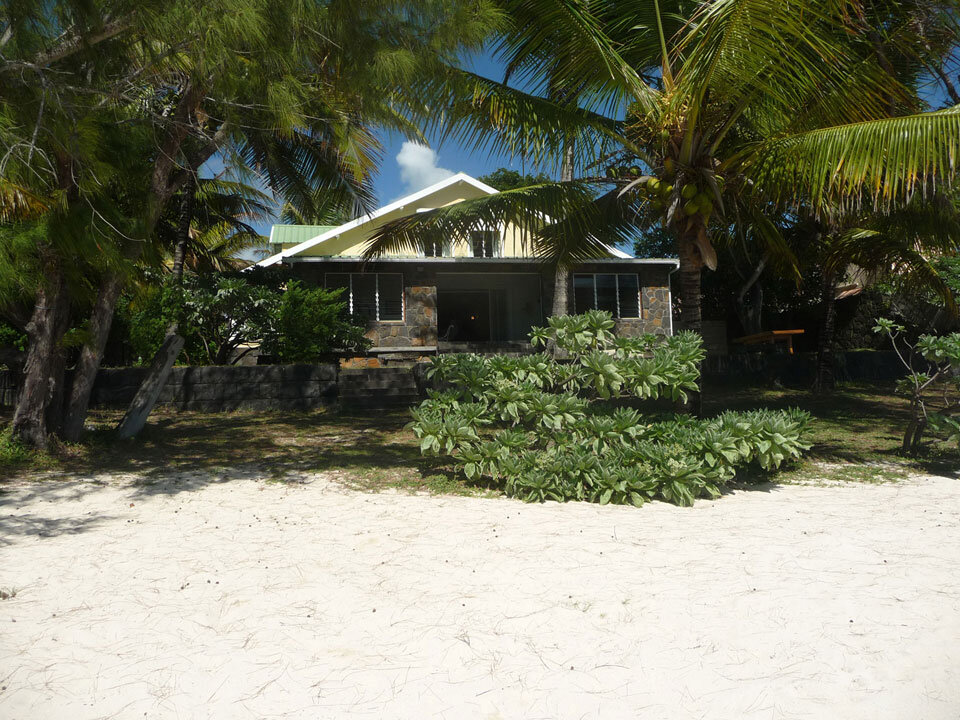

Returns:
682,200,699,216
681,184,697,200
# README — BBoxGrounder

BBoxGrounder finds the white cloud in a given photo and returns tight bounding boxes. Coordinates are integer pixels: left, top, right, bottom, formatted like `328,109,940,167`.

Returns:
395,141,455,195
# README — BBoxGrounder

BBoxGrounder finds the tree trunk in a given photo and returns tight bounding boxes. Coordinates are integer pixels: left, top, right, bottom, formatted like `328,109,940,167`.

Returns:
814,271,838,394
114,178,194,439
170,173,195,279
735,255,767,335
551,264,569,317
549,137,575,320
43,298,72,437
60,274,124,441
115,330,185,440
677,231,704,416
11,263,69,450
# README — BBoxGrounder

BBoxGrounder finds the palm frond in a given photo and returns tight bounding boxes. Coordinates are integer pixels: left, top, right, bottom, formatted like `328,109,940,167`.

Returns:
363,179,618,266
739,105,960,213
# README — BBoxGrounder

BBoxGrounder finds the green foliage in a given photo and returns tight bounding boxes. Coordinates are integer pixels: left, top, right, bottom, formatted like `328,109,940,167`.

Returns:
873,318,960,454
477,168,553,191
127,273,367,366
0,321,26,353
261,281,369,363
410,312,810,507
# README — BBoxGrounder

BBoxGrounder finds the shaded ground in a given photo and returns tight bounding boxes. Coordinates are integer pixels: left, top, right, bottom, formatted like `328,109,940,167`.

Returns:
0,382,957,487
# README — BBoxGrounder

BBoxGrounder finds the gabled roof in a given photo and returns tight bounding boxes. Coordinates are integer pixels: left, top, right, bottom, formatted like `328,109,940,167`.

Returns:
257,173,499,267
255,171,634,266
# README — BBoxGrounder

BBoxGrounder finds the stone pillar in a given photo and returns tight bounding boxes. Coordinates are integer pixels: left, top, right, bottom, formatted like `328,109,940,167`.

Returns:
406,285,438,346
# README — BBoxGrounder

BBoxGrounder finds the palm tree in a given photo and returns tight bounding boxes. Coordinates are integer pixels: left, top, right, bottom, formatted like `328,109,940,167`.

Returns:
364,0,960,410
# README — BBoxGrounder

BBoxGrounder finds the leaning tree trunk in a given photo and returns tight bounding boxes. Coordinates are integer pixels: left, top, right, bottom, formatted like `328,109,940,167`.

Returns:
60,274,125,441
11,262,69,450
813,271,838,394
115,174,195,440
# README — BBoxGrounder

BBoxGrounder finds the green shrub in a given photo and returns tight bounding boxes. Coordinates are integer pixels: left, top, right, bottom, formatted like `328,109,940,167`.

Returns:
409,311,811,507
260,281,369,362
874,318,960,454
126,273,367,365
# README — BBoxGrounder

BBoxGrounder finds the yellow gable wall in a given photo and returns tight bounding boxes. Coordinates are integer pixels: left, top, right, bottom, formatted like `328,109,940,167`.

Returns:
278,180,537,258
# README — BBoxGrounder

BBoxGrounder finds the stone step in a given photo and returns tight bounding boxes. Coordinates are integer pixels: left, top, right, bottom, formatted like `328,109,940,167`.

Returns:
339,367,417,377
340,387,422,400
339,378,419,390
339,396,422,410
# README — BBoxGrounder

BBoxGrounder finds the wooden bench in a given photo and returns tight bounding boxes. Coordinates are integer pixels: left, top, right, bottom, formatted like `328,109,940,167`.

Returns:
731,330,804,355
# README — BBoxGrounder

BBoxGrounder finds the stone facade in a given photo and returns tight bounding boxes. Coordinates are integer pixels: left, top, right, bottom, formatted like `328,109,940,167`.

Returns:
289,260,676,353
367,285,438,348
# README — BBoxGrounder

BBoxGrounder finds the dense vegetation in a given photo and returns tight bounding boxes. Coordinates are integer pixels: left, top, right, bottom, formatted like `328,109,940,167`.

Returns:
124,273,368,366
411,312,810,506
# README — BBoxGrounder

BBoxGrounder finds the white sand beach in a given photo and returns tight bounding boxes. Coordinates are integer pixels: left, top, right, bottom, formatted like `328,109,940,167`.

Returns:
1,472,958,719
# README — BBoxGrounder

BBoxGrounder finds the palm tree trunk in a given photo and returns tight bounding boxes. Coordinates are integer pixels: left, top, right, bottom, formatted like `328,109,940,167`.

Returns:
11,260,69,450
550,139,575,319
115,176,194,440
677,231,703,416
60,274,124,441
551,264,569,317
814,271,838,394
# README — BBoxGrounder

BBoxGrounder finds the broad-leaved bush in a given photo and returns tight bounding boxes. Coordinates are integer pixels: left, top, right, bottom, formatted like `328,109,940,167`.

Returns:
410,311,811,506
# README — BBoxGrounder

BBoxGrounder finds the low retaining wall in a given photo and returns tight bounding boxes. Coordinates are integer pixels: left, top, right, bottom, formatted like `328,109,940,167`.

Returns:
0,351,908,413
89,364,338,412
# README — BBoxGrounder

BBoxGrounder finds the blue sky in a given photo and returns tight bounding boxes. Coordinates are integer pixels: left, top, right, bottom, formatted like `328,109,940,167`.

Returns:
210,51,556,242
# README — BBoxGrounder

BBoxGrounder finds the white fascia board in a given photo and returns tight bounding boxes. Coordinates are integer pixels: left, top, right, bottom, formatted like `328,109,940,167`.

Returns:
254,173,498,268
289,256,679,266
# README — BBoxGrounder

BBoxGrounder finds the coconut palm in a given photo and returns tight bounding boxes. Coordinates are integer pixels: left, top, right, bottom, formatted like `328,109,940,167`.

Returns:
364,0,960,405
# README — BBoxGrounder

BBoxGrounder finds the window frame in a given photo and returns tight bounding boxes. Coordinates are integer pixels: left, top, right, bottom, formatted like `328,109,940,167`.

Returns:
572,272,642,319
325,272,405,323
421,238,451,258
469,229,500,258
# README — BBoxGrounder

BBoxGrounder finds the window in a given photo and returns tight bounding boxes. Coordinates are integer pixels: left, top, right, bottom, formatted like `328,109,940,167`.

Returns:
470,230,499,258
422,238,449,257
325,273,404,321
572,273,641,318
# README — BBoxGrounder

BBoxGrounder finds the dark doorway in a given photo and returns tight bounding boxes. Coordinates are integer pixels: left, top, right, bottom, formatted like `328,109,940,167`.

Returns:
438,290,491,342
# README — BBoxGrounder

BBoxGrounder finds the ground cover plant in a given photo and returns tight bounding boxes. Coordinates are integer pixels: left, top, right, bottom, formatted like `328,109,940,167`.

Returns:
409,312,811,506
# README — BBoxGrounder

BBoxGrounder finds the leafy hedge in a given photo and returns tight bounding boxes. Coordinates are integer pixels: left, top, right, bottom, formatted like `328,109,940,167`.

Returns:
410,311,810,507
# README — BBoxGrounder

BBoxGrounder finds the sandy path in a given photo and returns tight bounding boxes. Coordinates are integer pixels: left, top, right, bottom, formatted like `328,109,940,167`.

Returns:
1,471,958,720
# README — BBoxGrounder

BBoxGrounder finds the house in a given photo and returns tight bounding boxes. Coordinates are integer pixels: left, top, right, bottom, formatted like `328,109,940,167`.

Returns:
256,173,678,358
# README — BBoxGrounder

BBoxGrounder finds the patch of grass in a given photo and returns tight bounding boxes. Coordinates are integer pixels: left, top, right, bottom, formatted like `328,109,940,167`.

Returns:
0,427,57,477
704,381,958,483
1,381,955,493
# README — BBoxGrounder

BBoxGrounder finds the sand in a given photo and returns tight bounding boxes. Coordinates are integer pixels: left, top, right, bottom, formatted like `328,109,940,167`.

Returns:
1,470,958,719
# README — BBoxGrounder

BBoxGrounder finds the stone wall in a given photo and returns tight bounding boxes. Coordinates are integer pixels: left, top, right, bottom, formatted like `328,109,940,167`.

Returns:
88,364,338,412
366,285,438,348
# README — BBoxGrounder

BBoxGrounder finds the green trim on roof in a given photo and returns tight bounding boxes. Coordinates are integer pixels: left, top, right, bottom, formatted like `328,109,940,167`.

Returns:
270,225,338,246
